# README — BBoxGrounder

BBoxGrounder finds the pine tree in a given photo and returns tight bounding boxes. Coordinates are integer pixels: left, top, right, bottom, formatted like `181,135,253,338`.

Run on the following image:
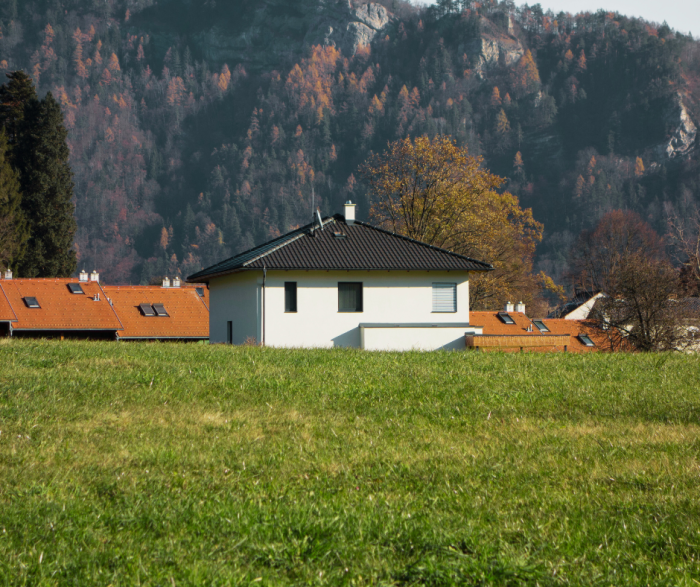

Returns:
15,93,77,277
0,71,38,149
0,131,27,270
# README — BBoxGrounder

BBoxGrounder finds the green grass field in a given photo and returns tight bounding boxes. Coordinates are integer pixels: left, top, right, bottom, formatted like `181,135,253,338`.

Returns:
1,340,699,585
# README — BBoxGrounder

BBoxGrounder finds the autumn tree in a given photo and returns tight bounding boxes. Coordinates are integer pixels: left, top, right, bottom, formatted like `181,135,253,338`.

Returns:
571,210,696,351
361,135,543,308
568,209,665,293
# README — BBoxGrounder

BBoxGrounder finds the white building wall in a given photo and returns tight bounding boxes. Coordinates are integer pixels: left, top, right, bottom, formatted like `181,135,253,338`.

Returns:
210,269,472,349
361,325,480,351
209,271,260,344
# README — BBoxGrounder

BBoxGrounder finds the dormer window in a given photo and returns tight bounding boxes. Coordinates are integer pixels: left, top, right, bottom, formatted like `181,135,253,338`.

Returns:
24,297,40,308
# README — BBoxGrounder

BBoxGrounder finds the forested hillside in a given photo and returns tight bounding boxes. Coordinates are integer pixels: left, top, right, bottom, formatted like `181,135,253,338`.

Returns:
1,0,698,291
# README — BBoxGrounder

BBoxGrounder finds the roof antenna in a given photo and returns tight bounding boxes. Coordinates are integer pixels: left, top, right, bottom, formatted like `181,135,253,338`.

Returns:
315,209,323,230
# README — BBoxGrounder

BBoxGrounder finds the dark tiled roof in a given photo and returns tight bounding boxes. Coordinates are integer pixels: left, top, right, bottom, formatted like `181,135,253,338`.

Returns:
187,215,493,282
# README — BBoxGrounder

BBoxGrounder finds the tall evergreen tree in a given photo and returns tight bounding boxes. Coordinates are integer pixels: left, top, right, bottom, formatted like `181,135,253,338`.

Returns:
0,131,26,271
0,71,37,149
15,92,77,277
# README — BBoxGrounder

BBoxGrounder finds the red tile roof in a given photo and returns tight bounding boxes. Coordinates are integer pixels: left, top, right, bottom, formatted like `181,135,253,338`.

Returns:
469,311,601,353
0,279,122,331
103,285,209,339
0,284,17,321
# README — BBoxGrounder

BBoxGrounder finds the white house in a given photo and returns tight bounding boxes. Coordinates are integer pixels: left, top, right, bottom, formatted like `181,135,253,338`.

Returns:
187,203,493,350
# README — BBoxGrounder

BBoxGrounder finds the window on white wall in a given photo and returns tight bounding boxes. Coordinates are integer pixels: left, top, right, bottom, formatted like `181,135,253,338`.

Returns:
338,282,363,312
432,283,457,312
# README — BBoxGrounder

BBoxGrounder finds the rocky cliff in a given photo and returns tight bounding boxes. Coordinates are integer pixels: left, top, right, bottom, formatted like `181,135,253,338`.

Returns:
659,93,697,159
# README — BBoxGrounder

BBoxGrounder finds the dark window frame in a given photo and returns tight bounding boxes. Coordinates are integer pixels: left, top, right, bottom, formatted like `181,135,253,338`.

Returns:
338,282,363,313
227,321,233,344
195,287,205,298
284,282,297,313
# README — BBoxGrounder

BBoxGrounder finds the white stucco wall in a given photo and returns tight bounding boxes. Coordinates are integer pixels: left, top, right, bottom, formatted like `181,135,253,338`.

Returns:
209,269,474,349
208,271,260,344
361,325,481,351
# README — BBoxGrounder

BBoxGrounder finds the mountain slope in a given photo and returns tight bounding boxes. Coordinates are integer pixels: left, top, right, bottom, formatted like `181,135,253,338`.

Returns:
1,0,698,293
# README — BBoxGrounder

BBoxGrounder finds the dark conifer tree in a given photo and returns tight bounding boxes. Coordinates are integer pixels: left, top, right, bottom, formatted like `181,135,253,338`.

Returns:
15,93,77,277
0,131,26,270
0,71,37,150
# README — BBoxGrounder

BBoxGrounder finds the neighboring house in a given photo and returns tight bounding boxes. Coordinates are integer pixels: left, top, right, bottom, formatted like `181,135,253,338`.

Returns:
468,303,601,352
0,274,122,339
0,271,210,341
103,282,209,341
187,202,493,350
548,291,606,320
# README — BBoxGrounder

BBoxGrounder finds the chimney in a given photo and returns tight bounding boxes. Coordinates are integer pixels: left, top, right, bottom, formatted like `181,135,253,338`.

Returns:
162,277,170,288
90,270,99,282
79,270,88,282
505,301,514,313
4,269,11,280
93,293,100,301
344,200,356,225
172,276,181,288
515,301,526,314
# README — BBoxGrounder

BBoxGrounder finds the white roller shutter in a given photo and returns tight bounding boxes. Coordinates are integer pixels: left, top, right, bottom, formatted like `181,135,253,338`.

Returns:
432,283,456,312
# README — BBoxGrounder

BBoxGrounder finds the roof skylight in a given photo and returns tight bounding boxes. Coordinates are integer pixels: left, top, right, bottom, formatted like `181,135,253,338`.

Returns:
533,320,549,332
139,303,156,316
153,303,169,317
497,311,515,325
67,283,84,294
24,297,40,308
579,334,595,347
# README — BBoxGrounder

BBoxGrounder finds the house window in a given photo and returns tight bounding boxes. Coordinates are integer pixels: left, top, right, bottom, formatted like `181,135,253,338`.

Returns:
285,282,297,313
227,321,233,344
432,283,457,313
67,283,84,294
579,334,595,347
338,282,363,312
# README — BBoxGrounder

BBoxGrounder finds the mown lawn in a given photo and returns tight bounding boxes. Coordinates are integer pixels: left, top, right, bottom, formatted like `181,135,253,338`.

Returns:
0,340,699,585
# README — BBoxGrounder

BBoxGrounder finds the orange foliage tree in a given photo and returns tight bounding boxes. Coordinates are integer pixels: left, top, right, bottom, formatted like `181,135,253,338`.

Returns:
361,135,544,308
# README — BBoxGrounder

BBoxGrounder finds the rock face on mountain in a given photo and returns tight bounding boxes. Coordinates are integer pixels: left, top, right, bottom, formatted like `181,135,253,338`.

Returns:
659,93,697,159
463,17,524,79
307,0,391,55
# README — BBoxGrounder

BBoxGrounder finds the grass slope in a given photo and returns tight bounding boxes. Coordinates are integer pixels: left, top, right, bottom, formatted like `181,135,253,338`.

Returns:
1,340,699,585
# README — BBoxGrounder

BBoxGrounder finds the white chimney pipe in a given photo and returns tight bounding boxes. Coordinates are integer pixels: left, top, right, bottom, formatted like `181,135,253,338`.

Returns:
162,277,170,288
79,270,88,282
4,269,11,280
515,301,526,314
172,276,181,288
344,200,356,225
90,270,99,282
505,301,514,313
